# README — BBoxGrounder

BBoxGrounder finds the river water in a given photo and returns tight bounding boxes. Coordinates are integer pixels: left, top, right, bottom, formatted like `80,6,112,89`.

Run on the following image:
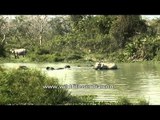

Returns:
1,62,160,105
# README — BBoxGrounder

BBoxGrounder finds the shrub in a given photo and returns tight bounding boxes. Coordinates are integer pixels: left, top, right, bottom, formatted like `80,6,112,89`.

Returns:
116,96,132,105
0,66,4,72
53,56,64,62
0,69,71,105
0,44,6,57
35,47,50,55
116,96,149,105
136,98,149,105
66,54,82,60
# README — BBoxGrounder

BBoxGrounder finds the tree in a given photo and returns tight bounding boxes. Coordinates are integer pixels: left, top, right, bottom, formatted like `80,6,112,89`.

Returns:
48,16,71,36
96,15,116,35
70,15,84,30
0,16,10,57
110,15,147,48
29,15,49,46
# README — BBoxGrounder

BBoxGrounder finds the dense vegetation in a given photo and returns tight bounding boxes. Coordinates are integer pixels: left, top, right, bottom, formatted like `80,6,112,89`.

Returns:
0,66,149,105
0,15,160,62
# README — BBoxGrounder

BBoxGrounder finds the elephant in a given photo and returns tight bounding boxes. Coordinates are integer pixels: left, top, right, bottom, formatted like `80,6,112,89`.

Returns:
10,48,27,59
46,67,64,70
46,67,50,70
17,65,28,70
94,62,117,70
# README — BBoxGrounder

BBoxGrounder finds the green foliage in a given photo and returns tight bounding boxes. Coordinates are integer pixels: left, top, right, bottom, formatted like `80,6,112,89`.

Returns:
53,57,64,62
110,15,147,48
117,96,132,105
136,98,149,105
124,35,160,61
69,96,149,105
0,44,6,57
29,54,64,62
116,96,149,105
1,15,160,62
49,16,71,36
153,50,160,61
35,47,50,55
0,66,4,71
0,69,69,105
66,53,83,61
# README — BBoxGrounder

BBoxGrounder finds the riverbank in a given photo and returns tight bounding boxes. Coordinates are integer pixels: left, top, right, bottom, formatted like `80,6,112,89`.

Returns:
1,55,160,65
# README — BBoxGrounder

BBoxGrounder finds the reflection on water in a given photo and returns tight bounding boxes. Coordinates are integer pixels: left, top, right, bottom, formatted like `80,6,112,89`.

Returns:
1,62,160,105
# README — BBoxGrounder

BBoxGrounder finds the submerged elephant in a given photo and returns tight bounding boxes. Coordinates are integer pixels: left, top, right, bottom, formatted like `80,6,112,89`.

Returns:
17,65,28,70
46,67,54,70
64,65,71,68
94,62,117,70
46,65,71,70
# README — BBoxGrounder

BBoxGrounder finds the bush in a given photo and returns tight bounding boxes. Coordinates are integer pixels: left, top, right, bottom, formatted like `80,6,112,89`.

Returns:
136,98,149,105
29,54,52,62
116,96,149,105
0,69,71,105
66,54,82,60
62,51,83,61
0,44,6,57
53,56,64,62
154,50,160,61
35,47,50,55
0,66,4,72
29,53,65,62
116,96,132,105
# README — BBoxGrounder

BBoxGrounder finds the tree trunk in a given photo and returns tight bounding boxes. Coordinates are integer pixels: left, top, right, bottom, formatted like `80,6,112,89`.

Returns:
39,35,42,46
1,34,5,44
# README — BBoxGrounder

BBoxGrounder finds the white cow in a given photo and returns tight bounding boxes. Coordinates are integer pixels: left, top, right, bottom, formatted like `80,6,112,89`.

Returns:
10,48,27,59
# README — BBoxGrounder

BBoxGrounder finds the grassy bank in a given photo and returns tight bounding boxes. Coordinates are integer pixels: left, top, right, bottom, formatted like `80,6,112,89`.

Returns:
1,52,160,64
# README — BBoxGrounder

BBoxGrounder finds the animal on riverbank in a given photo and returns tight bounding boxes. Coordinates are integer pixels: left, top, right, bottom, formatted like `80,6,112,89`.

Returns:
10,48,27,59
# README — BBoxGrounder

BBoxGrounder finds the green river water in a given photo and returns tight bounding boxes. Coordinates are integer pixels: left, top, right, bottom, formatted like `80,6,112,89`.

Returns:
2,62,160,105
